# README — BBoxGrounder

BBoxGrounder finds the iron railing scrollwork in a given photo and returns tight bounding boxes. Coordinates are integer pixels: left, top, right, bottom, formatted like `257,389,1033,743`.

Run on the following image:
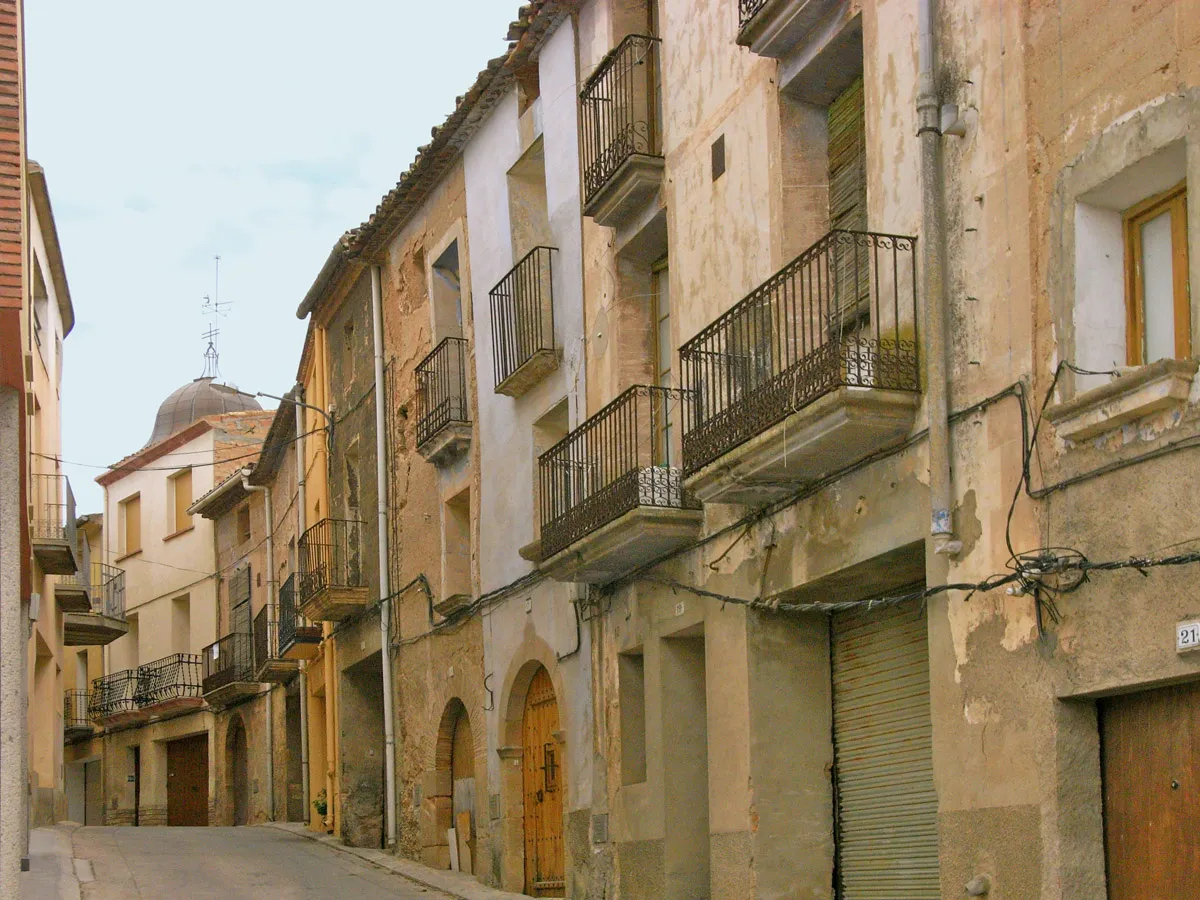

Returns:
680,230,920,475
738,0,770,30
539,385,698,558
416,336,470,447
580,34,662,205
202,632,254,692
490,246,556,390
298,518,367,604
64,689,91,731
135,653,203,706
89,670,138,718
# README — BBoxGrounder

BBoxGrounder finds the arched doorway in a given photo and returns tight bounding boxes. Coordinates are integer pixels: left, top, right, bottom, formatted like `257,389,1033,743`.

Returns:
226,717,249,826
439,700,476,874
522,666,564,896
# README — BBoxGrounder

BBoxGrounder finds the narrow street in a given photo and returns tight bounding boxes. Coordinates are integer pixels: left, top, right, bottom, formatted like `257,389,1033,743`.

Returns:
71,827,448,900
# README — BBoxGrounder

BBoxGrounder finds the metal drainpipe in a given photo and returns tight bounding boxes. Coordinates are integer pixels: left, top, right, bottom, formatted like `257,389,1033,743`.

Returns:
242,470,275,821
293,390,310,823
917,0,958,555
370,264,398,849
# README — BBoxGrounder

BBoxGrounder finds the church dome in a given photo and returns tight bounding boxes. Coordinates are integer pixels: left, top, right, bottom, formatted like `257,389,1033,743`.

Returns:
147,377,261,446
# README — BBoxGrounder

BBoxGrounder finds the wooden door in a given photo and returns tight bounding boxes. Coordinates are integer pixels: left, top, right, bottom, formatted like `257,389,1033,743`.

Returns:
522,666,564,897
84,760,103,826
1101,681,1200,899
167,734,210,826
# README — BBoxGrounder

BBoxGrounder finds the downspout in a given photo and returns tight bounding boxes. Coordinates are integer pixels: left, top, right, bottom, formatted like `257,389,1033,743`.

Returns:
293,391,310,823
242,469,275,821
370,265,398,848
917,0,959,555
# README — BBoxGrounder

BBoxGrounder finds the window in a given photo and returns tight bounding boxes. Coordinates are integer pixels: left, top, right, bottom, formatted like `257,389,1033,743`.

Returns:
119,494,141,556
343,319,355,383
431,239,463,344
619,651,647,785
171,594,191,654
652,256,673,465
236,504,251,544
443,489,471,600
1123,182,1189,365
170,468,192,534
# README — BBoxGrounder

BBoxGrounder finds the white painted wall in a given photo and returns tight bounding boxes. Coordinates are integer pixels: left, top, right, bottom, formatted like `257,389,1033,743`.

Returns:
103,429,218,669
465,18,586,595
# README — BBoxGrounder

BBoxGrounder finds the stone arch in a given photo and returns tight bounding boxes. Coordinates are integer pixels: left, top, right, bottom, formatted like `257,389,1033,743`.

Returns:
225,713,249,826
430,698,477,874
495,636,569,894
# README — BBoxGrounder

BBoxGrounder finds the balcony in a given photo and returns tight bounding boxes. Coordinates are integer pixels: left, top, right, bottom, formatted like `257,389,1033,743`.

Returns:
202,631,258,709
64,690,93,742
735,0,862,104
680,230,920,505
278,573,321,660
297,518,370,622
30,472,78,575
54,532,92,613
63,563,128,646
253,603,302,683
135,653,204,720
539,385,703,584
416,337,471,464
580,35,663,228
88,669,141,727
491,246,557,397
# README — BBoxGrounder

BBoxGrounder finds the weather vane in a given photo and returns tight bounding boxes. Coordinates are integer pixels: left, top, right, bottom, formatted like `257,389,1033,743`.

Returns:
200,255,230,379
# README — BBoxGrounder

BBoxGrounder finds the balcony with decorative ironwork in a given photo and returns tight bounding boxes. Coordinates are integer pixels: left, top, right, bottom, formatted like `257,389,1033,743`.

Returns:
539,385,703,584
735,0,862,104
491,246,557,397
297,518,370,622
416,336,472,464
202,631,258,708
278,573,321,660
30,472,78,575
134,653,204,720
681,230,920,505
89,669,141,726
64,690,93,741
254,603,302,683
63,562,128,646
580,34,663,227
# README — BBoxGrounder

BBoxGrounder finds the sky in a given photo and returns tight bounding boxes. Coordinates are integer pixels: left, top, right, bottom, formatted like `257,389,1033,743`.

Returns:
26,1,521,512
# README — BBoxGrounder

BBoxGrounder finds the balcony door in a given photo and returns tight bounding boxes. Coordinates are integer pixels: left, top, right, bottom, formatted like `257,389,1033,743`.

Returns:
828,75,870,354
652,255,673,468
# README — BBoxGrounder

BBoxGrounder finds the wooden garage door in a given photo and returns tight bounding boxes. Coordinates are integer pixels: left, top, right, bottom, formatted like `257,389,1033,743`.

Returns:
1101,680,1200,899
523,666,564,897
832,601,939,899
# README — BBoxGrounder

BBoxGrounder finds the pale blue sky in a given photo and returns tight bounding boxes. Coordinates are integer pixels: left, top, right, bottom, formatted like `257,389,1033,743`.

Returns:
27,1,520,511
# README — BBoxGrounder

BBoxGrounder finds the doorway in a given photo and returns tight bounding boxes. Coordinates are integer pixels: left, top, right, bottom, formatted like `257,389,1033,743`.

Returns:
84,759,103,826
441,700,476,874
132,746,141,826
661,633,710,900
226,717,249,826
340,651,385,848
1101,680,1200,898
166,734,209,826
522,665,564,897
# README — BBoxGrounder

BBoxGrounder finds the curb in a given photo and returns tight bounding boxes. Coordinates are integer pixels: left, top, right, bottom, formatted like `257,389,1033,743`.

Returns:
264,822,530,900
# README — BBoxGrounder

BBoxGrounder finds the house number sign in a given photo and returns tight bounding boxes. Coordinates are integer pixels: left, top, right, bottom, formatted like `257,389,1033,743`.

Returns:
1177,619,1200,654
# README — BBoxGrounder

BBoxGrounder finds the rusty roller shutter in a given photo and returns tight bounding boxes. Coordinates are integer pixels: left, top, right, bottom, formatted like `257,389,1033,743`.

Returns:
832,599,939,899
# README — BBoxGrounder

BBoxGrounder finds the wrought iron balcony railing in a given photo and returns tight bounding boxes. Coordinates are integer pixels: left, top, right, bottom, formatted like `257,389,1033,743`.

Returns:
580,34,662,205
278,573,321,652
539,385,698,558
134,653,203,706
30,472,76,544
64,689,91,732
680,230,920,475
89,670,139,718
490,246,556,391
202,632,254,693
739,0,769,29
60,560,126,618
416,336,470,448
298,518,367,603
253,604,277,669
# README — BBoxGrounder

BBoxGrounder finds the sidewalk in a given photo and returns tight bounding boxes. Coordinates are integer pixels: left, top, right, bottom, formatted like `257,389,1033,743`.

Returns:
18,826,86,900
265,822,530,900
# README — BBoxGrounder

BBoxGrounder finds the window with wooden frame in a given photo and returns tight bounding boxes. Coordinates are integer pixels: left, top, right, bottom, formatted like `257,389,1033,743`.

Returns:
119,494,141,556
169,468,192,535
1124,181,1189,365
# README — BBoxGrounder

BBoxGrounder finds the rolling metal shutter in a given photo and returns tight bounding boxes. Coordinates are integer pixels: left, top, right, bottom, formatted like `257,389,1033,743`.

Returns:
832,600,939,899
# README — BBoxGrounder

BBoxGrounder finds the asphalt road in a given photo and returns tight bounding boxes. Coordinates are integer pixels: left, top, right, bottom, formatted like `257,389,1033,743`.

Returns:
72,826,450,900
